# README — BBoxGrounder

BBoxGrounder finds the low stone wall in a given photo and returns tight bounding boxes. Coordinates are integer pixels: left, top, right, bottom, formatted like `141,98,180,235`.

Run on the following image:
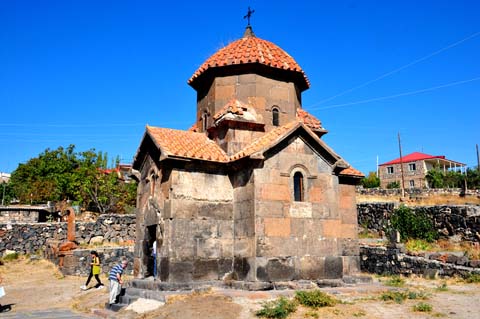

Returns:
0,214,136,255
357,187,480,197
58,246,134,276
357,204,480,242
360,245,480,277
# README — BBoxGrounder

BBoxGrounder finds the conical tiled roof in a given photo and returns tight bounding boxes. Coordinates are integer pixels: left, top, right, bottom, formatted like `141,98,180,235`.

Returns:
188,27,310,90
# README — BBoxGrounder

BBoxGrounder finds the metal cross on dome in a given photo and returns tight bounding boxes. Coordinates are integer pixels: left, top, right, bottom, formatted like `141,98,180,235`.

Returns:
243,7,255,26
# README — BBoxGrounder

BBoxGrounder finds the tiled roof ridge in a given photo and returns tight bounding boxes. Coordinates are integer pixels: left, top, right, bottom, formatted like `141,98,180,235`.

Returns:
212,98,248,121
339,167,365,177
296,109,323,130
228,121,301,161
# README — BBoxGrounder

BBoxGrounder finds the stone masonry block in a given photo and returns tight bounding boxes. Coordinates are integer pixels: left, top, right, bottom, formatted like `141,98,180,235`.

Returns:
325,256,343,279
264,218,291,237
256,201,285,218
257,236,299,257
215,84,235,100
259,184,290,202
341,207,358,224
168,260,193,282
193,259,219,280
297,256,325,280
269,86,289,101
309,187,324,203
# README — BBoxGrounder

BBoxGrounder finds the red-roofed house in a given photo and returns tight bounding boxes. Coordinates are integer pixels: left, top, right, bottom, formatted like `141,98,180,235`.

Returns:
132,26,364,284
378,152,465,188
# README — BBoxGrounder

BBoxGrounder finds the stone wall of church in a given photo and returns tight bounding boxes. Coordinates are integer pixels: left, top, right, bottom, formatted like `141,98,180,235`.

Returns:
158,168,235,282
251,137,359,281
232,167,256,281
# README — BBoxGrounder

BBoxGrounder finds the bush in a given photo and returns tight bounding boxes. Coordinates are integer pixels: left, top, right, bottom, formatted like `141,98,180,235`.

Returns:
413,302,432,312
390,205,438,242
386,181,400,189
1,252,19,262
295,290,337,308
380,291,408,304
384,275,405,287
464,273,480,283
256,297,297,319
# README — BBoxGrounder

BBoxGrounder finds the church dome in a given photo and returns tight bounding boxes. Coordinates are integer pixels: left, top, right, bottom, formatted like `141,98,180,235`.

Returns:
188,27,310,91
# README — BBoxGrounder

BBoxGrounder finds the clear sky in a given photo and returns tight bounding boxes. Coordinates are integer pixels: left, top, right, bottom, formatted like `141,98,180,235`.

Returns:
1,1,479,175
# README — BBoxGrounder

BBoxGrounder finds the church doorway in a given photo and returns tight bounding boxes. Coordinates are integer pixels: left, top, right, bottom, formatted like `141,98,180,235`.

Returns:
145,224,157,278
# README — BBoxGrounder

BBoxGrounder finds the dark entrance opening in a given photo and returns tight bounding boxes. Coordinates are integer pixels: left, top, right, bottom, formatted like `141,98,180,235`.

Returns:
145,225,157,278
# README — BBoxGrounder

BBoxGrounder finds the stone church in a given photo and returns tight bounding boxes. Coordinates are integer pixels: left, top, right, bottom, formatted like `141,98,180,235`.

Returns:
132,25,363,284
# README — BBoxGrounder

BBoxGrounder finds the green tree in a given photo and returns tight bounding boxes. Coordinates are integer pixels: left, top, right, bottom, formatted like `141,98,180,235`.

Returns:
1,181,15,205
9,145,137,214
361,171,380,188
426,169,444,188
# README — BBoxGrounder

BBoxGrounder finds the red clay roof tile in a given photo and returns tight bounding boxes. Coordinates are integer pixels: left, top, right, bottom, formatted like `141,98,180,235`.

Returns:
146,125,228,162
339,167,365,177
296,109,324,131
188,33,309,89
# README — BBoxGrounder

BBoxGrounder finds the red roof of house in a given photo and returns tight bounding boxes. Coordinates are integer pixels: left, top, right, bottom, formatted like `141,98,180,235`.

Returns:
188,27,310,90
379,152,465,166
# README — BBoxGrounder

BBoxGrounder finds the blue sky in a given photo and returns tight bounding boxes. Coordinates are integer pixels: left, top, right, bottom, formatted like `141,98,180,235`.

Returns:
1,1,479,175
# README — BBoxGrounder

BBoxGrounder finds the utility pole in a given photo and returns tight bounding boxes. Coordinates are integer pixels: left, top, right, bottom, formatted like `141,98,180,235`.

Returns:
1,182,5,206
477,144,480,171
398,133,406,199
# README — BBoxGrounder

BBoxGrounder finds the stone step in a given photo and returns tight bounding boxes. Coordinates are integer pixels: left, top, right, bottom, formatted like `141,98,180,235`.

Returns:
123,287,166,302
118,294,139,305
127,279,222,291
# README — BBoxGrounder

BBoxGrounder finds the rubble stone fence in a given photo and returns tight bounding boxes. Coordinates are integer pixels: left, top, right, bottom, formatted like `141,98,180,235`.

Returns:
357,187,480,197
360,245,480,277
358,203,480,242
0,214,136,255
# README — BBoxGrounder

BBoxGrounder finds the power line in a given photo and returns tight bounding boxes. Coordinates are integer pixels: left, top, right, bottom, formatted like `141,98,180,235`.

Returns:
308,76,480,110
307,31,480,108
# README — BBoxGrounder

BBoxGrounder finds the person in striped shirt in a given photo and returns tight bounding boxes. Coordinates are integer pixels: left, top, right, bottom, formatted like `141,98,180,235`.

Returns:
108,258,128,306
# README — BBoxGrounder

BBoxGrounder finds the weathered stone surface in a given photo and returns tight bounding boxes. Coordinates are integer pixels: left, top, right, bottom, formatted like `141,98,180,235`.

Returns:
324,256,343,279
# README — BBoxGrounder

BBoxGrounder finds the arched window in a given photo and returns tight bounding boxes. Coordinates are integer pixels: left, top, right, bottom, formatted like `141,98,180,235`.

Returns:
272,108,279,126
293,172,304,202
202,111,208,132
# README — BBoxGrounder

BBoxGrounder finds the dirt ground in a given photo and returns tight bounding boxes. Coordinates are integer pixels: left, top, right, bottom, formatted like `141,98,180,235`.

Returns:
1,257,480,319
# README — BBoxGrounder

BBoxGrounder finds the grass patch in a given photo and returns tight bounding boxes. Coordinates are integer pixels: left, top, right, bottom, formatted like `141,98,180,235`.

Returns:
1,252,19,262
412,302,433,312
352,310,366,317
435,282,449,291
380,291,408,304
405,239,432,252
256,297,297,319
463,273,480,283
380,289,429,304
295,290,337,308
383,275,405,287
304,310,319,318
